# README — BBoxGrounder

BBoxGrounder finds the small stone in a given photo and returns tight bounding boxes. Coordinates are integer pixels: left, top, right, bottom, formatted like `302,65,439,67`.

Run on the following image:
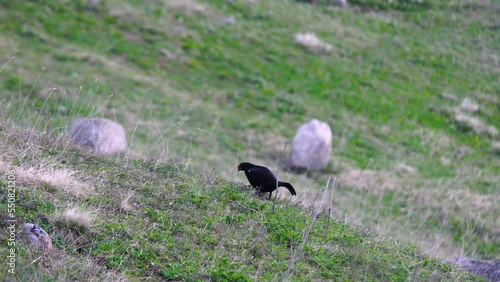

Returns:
294,33,333,53
221,16,236,25
487,126,498,137
24,223,53,253
394,163,417,174
440,156,451,166
441,92,459,101
460,98,480,113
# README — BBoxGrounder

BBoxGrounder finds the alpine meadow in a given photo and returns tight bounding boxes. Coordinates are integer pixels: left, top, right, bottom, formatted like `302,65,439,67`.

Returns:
0,0,499,281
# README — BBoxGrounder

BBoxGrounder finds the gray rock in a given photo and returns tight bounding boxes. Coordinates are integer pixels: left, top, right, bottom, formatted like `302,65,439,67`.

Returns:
87,0,99,8
24,223,53,253
460,98,480,113
335,0,347,7
221,16,236,25
441,92,459,101
450,256,500,282
287,119,332,171
311,0,347,7
71,118,127,155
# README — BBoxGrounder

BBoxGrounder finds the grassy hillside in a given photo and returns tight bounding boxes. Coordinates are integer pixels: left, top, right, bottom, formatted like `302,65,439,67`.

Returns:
0,0,498,280
0,119,482,281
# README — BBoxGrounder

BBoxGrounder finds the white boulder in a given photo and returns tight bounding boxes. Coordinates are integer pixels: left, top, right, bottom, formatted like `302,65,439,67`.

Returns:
71,118,127,155
287,119,332,171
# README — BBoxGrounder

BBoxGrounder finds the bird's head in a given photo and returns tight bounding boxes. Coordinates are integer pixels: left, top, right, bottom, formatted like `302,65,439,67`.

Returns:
237,162,253,172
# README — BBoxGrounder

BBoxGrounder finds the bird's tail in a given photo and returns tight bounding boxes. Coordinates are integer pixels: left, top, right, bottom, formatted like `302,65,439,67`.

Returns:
278,181,297,196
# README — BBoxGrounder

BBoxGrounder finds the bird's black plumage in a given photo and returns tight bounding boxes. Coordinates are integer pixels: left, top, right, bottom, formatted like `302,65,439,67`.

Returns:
237,162,297,199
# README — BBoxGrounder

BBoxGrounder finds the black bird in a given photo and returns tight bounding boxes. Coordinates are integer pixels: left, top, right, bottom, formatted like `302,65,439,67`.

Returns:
237,162,297,199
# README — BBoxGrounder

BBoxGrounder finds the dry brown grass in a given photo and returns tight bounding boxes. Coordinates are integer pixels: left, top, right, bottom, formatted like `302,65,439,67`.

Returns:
21,246,128,282
339,168,401,196
0,160,92,197
0,119,95,197
120,190,135,213
63,207,95,233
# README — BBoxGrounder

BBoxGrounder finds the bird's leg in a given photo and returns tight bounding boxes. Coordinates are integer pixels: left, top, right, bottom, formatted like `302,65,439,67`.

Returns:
268,191,272,200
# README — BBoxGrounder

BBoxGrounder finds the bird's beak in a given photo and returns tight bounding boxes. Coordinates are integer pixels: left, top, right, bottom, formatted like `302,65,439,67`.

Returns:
237,165,240,171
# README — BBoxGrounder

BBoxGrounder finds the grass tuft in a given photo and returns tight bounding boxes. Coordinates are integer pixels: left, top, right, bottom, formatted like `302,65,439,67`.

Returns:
62,207,95,234
119,190,135,213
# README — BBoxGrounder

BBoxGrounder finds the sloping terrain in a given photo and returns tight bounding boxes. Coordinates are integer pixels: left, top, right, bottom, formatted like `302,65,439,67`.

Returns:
0,0,498,280
0,119,481,281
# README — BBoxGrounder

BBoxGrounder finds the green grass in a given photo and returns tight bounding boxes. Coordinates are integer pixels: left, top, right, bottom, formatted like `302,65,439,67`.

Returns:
0,0,499,280
0,121,482,280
